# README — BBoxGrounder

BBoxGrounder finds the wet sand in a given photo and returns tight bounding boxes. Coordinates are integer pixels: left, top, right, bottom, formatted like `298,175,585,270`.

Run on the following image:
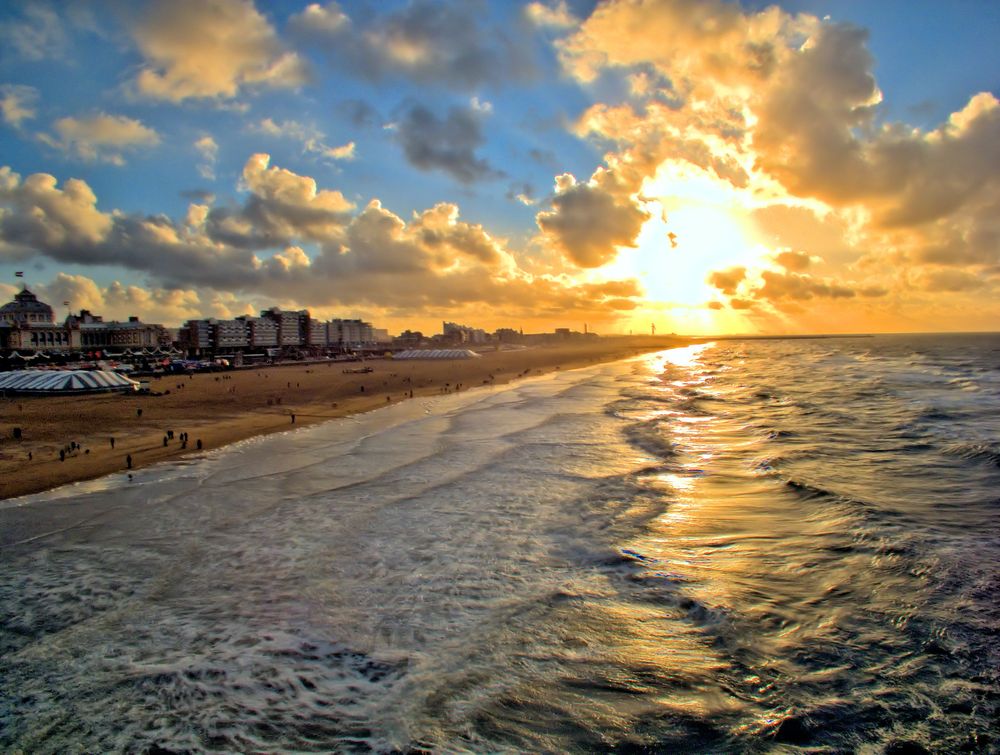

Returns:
0,337,688,500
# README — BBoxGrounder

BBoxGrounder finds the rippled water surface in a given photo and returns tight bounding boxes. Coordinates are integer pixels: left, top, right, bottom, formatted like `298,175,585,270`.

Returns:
2,334,999,752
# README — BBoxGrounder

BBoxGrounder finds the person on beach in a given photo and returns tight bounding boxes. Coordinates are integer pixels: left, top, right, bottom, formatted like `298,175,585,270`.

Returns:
126,454,132,469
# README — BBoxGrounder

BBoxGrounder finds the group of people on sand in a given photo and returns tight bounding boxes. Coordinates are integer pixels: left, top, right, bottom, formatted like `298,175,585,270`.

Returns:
28,430,204,472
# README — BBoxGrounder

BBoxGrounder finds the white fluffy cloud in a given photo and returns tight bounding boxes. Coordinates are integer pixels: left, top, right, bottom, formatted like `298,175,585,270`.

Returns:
0,156,645,326
38,113,160,165
128,0,308,102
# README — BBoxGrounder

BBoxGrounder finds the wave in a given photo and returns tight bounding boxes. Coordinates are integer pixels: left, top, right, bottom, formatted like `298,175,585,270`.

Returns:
941,441,1000,468
623,420,678,459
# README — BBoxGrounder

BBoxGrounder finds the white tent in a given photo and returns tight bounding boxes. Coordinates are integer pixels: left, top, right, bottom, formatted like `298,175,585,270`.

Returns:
392,349,482,360
0,369,140,394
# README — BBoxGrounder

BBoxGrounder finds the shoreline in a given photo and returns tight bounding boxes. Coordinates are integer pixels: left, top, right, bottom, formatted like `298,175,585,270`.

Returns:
0,337,690,501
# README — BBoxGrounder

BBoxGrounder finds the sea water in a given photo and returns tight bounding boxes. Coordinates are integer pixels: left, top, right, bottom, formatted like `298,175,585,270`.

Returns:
1,334,998,752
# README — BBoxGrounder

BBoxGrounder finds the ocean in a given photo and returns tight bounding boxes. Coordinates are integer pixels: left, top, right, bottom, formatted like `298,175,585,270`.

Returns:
1,334,998,753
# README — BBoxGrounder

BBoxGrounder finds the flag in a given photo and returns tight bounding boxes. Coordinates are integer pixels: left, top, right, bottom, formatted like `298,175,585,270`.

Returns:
15,271,23,277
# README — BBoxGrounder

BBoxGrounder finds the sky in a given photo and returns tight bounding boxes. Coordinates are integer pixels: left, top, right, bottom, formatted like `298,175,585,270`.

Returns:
0,0,998,336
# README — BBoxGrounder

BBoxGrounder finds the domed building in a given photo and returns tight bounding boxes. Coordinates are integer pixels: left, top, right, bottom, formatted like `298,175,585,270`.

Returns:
0,288,170,355
0,287,71,351
0,288,54,325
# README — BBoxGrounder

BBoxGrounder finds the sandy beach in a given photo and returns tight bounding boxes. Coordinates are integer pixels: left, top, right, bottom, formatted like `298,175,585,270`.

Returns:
0,337,688,500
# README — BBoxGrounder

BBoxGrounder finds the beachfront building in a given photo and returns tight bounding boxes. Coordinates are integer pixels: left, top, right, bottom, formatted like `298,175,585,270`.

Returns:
393,330,425,348
328,318,375,348
308,318,328,348
78,316,171,350
179,319,215,353
0,288,54,325
494,328,522,343
179,317,260,354
259,307,309,347
0,288,70,351
442,321,488,345
214,319,251,349
1,289,168,355
245,316,278,348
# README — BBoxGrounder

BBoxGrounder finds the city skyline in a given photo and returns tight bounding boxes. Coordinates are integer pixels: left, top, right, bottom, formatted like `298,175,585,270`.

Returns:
1,1,998,335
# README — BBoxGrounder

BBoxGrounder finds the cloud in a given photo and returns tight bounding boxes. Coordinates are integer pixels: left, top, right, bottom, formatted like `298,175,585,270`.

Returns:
772,250,812,271
249,117,355,162
756,270,857,300
0,4,67,61
0,166,113,256
194,135,219,180
203,153,355,248
38,273,217,324
127,0,308,102
289,0,536,90
524,2,577,29
393,102,501,183
706,267,746,295
324,142,355,161
0,84,39,128
549,0,1000,321
337,99,381,128
536,171,650,268
0,159,644,326
916,268,988,293
706,265,889,309
38,112,160,165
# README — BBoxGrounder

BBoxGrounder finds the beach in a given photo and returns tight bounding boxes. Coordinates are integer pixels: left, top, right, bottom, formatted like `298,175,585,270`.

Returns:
0,337,687,501
2,334,996,752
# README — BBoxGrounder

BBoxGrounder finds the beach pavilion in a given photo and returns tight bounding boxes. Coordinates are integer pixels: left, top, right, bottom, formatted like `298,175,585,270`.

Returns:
392,349,482,359
0,369,140,395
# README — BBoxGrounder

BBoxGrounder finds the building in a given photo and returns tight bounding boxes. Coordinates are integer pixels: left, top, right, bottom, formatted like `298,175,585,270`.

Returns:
179,319,214,353
79,316,171,350
0,288,54,325
494,328,522,343
214,319,251,350
1,288,168,354
442,321,488,344
261,307,307,347
241,316,278,348
307,318,328,348
329,318,374,348
393,329,424,348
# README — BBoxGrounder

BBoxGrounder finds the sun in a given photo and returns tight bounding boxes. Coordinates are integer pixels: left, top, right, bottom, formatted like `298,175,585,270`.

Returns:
595,161,770,308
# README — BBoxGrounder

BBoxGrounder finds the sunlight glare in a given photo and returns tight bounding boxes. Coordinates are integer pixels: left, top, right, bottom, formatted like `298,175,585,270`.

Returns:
596,162,770,310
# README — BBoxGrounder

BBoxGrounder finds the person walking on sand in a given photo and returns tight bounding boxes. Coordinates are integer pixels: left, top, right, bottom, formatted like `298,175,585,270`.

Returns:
126,454,132,469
